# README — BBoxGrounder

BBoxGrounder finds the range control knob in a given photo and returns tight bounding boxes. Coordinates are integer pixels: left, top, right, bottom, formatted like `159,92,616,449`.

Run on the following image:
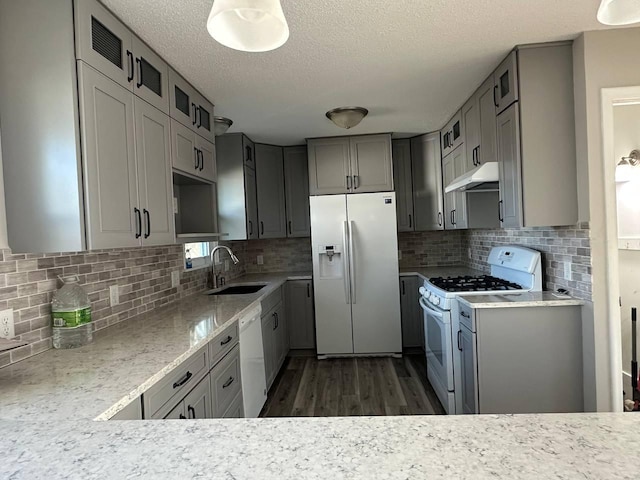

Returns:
432,295,440,306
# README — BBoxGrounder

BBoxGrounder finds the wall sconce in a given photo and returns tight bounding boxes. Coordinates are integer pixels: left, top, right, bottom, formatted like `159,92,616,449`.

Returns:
616,149,640,183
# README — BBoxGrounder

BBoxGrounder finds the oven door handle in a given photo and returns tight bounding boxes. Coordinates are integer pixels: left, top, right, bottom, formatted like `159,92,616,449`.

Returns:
419,296,445,319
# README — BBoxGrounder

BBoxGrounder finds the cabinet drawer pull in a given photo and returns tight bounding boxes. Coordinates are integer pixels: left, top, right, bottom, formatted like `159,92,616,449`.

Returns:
220,335,233,346
126,50,134,82
135,58,143,88
461,311,470,318
172,371,192,389
222,376,235,389
187,405,196,419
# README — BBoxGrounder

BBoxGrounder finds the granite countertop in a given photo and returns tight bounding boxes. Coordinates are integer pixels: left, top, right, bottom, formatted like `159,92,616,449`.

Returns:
458,291,585,309
399,265,483,281
0,271,310,421
2,413,640,479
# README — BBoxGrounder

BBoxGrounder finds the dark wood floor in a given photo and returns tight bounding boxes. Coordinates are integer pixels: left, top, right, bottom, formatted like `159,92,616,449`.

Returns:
260,353,445,417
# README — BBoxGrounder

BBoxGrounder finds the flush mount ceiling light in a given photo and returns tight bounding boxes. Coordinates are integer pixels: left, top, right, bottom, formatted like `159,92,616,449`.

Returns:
214,116,233,136
597,0,640,25
325,107,369,129
207,0,289,52
616,149,640,182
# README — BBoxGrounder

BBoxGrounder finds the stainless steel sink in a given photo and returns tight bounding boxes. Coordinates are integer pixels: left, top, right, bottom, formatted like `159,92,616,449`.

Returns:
206,284,266,295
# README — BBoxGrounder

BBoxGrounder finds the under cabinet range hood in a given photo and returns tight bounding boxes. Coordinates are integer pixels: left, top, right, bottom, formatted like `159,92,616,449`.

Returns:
444,162,500,193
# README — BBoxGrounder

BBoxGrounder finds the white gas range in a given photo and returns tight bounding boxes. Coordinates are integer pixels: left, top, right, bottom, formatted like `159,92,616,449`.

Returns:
418,245,542,414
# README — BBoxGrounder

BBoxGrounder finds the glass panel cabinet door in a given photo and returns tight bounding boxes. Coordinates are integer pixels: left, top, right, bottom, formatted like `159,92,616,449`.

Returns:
132,36,169,114
494,51,519,114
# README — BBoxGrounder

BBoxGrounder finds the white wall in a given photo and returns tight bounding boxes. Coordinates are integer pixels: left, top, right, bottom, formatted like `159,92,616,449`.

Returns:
574,28,640,411
0,128,9,249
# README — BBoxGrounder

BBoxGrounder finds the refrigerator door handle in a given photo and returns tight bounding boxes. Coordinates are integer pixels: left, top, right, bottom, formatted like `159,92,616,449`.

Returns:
348,220,356,305
342,221,351,304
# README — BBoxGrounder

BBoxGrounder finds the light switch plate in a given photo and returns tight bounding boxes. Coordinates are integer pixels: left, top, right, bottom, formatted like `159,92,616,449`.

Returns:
109,285,119,306
0,309,15,339
171,271,180,288
257,255,264,265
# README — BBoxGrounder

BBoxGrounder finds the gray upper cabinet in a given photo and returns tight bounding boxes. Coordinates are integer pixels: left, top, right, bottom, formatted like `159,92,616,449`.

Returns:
168,68,215,143
494,51,519,115
283,146,311,238
255,144,287,239
216,133,259,240
134,96,175,246
462,94,480,172
78,63,140,249
196,135,217,183
243,136,256,168
286,280,315,350
170,119,198,175
497,104,523,228
441,110,464,158
308,134,393,195
411,133,444,231
307,137,351,195
350,134,394,193
477,76,498,166
443,146,468,230
392,139,414,232
75,0,169,114
443,153,456,230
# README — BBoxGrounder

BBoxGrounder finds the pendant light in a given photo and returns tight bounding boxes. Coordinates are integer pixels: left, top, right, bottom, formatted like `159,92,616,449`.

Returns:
207,0,289,52
325,107,369,129
214,116,233,136
597,0,640,25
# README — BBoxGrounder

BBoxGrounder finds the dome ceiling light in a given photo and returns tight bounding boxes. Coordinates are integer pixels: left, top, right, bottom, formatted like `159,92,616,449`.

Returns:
597,0,640,25
207,0,289,52
214,116,234,136
325,107,369,130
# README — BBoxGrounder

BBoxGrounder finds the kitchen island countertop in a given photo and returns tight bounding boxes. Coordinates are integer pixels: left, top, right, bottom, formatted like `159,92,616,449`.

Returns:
458,291,585,308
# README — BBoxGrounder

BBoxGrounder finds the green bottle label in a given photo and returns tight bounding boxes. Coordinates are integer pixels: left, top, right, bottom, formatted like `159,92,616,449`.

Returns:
52,307,92,328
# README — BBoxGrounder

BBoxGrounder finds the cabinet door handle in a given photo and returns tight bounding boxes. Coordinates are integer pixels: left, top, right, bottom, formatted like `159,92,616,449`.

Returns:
135,58,143,88
222,376,235,389
191,103,197,125
493,85,499,108
461,311,470,318
401,280,405,295
194,147,199,169
498,200,504,223
346,175,352,190
307,283,311,298
438,212,443,227
260,221,264,236
408,214,412,229
288,221,292,235
172,371,192,389
275,312,279,329
476,145,481,165
248,220,253,236
220,335,232,345
457,330,462,351
246,145,252,163
272,313,277,330
187,405,196,419
199,150,204,171
196,106,201,128
134,208,141,239
143,209,150,239
353,175,359,190
126,50,134,82
179,413,186,419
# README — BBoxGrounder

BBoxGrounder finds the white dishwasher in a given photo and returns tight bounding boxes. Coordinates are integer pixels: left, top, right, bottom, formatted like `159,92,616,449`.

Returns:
239,307,267,417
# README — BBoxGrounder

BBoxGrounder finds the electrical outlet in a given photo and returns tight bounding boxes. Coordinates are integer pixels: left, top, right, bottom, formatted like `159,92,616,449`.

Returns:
109,285,119,306
0,309,15,339
564,262,572,281
224,260,230,272
257,255,264,265
398,250,402,260
171,271,180,288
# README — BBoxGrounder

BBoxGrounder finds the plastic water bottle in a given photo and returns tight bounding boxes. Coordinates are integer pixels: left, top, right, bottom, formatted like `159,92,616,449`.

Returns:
51,276,93,349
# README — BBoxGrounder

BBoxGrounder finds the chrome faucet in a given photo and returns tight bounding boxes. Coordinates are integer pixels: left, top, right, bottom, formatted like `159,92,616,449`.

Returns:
210,245,240,289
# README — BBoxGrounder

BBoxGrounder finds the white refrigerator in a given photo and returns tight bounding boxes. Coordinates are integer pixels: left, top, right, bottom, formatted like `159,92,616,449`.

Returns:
310,192,402,357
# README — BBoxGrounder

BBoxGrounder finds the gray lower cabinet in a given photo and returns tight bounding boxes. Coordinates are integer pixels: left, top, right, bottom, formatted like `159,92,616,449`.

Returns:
392,139,414,232
209,344,242,416
222,392,245,418
261,288,288,390
286,280,315,350
399,276,423,349
458,324,478,415
308,134,393,195
283,146,311,237
411,133,444,231
164,373,213,420
216,133,259,240
255,144,287,239
110,397,143,420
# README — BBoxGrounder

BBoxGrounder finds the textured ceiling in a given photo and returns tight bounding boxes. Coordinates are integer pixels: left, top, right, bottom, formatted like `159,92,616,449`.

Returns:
102,0,605,145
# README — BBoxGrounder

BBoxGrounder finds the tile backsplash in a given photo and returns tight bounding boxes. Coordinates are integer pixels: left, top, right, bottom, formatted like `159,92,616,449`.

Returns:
397,231,465,268
463,223,592,300
0,245,208,368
